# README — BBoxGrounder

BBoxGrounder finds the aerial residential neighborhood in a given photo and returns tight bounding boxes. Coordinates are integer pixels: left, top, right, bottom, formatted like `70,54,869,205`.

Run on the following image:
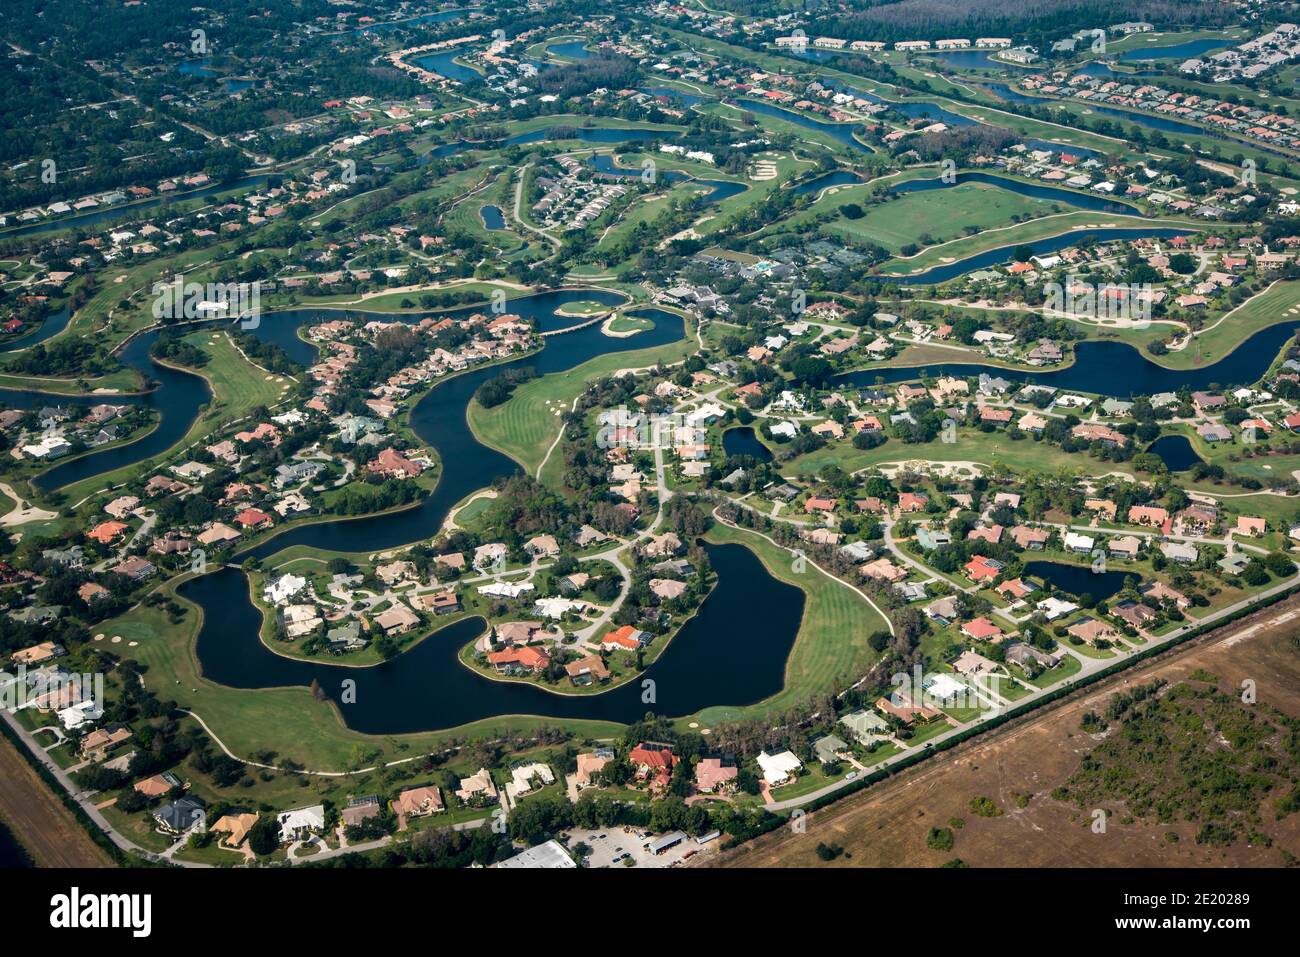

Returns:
0,0,1293,932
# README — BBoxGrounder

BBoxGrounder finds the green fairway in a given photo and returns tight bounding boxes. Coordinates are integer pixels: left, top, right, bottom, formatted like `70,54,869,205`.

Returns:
692,521,889,725
817,182,1066,252
467,316,696,477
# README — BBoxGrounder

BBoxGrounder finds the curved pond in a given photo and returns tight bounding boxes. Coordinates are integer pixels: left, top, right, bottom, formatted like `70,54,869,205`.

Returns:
792,169,862,196
1147,433,1204,472
548,40,593,60
480,204,506,230
641,86,707,108
182,539,804,733
1024,560,1128,601
828,81,1100,158
244,304,683,561
890,171,1140,216
6,329,214,493
1117,37,1233,61
587,155,745,204
722,426,774,462
414,48,483,84
982,82,1046,105
874,226,1188,285
838,318,1300,398
932,49,1041,71
4,290,629,494
735,99,873,153
1084,104,1206,138
2,306,73,351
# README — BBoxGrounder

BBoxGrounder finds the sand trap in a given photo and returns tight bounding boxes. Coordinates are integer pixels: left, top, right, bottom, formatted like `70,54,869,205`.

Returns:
111,635,122,643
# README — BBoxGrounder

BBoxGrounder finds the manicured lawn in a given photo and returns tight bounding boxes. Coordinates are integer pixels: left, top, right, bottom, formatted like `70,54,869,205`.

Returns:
104,597,625,771
606,314,655,333
770,763,839,801
467,318,696,477
801,182,1065,252
692,521,889,725
905,718,954,746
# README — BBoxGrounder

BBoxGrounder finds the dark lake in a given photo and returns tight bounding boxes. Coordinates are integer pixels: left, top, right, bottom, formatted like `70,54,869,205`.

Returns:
1117,38,1233,61
792,170,861,196
872,226,1188,285
184,540,804,733
735,99,873,153
722,426,774,462
1147,433,1204,472
1024,560,1129,601
838,317,1300,398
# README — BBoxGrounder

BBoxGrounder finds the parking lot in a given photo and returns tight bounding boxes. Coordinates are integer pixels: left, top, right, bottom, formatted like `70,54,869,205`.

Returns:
564,827,718,868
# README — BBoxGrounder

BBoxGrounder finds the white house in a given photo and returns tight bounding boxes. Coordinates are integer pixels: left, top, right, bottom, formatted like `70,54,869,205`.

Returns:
277,804,326,843
1064,532,1095,553
1036,596,1079,621
923,673,966,703
770,421,799,440
756,750,803,786
263,573,309,606
686,403,726,428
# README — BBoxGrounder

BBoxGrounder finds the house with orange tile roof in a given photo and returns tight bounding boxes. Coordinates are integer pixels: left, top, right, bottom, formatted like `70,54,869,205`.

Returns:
1127,504,1169,527
86,520,128,545
368,447,423,478
392,785,444,824
234,508,273,529
487,645,551,673
134,772,182,798
964,555,1002,583
695,757,738,793
961,617,1004,641
600,624,648,651
1236,516,1266,537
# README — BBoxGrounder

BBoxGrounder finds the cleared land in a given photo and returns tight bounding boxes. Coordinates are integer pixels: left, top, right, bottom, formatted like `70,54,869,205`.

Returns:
711,596,1300,868
0,736,114,868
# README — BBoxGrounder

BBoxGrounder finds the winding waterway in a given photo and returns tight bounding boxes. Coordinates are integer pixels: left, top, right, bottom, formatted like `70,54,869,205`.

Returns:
169,303,807,732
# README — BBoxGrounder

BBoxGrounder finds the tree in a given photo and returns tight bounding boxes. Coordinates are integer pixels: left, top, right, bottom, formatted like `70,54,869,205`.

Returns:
248,815,281,856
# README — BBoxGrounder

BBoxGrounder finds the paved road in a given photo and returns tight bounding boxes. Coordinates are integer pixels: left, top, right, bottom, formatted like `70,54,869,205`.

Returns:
0,707,202,866
763,571,1300,812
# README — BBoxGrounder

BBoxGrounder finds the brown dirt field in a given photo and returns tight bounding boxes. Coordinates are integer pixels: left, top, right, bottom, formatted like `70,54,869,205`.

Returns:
712,599,1300,869
0,737,114,868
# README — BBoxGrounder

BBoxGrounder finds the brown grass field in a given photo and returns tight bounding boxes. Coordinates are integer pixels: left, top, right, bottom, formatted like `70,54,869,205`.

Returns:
710,599,1300,869
0,737,113,868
